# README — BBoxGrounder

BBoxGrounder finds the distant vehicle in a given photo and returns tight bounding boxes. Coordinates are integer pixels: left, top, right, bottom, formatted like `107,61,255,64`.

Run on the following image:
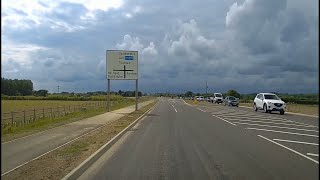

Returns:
209,97,214,103
253,93,286,115
206,97,211,102
196,96,204,101
213,93,223,104
224,96,239,107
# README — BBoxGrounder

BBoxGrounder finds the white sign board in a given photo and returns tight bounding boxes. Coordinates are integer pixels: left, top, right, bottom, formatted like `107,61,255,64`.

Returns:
106,50,138,80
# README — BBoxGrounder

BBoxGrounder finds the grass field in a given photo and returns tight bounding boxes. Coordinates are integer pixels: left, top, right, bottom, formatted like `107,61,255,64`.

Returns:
1,97,153,142
1,100,103,112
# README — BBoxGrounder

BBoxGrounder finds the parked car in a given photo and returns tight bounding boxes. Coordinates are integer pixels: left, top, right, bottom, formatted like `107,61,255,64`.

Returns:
213,93,223,104
224,96,239,107
253,93,286,115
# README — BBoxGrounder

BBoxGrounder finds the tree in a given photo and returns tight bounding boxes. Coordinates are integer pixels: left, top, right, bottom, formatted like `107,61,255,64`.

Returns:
185,91,193,97
226,89,240,98
34,89,49,97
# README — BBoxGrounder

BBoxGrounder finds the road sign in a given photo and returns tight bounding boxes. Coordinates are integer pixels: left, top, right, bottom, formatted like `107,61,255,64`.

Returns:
106,50,138,80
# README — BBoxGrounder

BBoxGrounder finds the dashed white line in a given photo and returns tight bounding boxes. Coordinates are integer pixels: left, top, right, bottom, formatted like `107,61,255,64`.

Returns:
273,139,319,146
212,115,236,126
307,153,319,157
258,135,319,164
247,127,319,137
233,122,318,132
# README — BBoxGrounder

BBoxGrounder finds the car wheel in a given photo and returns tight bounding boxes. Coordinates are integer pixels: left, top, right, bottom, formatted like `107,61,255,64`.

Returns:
253,103,257,111
263,104,268,113
280,110,285,115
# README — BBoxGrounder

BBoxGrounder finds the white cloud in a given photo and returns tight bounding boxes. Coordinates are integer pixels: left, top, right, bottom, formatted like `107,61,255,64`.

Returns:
115,34,144,51
142,42,158,56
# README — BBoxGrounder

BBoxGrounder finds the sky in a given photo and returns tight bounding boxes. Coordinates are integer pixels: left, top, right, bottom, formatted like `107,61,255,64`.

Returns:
1,0,319,94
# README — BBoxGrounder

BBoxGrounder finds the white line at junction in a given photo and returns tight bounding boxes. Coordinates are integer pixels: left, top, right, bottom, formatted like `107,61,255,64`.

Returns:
233,122,318,132
273,139,319,146
247,127,319,137
258,135,318,164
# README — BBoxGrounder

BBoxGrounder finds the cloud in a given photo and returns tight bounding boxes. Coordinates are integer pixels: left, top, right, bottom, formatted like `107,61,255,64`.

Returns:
1,0,318,94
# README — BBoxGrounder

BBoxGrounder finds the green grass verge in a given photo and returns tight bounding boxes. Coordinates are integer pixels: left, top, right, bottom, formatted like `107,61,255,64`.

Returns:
1,97,153,142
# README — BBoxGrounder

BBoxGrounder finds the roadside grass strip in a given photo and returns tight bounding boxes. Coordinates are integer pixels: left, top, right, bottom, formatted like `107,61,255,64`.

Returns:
258,135,319,164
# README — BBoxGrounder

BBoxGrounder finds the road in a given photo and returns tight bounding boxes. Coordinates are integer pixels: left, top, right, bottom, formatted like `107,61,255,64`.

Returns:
78,98,318,180
1,100,154,175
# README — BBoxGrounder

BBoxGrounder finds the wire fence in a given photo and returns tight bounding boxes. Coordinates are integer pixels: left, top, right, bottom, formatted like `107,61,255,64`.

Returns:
1,102,109,128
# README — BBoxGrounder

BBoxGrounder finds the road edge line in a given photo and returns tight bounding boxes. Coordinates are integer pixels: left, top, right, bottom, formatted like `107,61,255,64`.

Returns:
61,101,159,180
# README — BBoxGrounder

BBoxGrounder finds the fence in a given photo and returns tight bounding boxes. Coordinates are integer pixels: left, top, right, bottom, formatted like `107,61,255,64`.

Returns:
1,102,109,128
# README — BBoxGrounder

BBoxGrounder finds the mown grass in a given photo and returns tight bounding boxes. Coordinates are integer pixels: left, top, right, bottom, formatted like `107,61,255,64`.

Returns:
1,97,152,142
1,101,157,180
240,103,319,116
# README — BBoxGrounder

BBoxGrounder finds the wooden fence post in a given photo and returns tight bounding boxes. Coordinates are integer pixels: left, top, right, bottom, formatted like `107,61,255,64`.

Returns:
34,108,36,121
23,110,26,124
43,108,45,118
11,111,14,126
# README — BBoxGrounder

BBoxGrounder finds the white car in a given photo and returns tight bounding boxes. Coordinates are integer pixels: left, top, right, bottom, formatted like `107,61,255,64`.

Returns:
213,93,223,104
196,96,204,101
253,93,286,115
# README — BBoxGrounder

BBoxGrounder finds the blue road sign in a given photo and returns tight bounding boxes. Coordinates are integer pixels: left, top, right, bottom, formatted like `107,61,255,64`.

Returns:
124,56,134,60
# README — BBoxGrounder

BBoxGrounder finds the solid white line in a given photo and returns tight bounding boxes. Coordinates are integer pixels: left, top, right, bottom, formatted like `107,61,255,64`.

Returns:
233,122,319,132
225,119,316,128
197,108,206,112
258,135,318,164
307,153,319,157
174,108,177,112
247,127,319,137
212,115,236,126
273,139,319,146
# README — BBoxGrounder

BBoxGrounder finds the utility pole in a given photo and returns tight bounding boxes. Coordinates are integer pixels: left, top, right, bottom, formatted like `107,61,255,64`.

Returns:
206,81,208,94
57,86,60,94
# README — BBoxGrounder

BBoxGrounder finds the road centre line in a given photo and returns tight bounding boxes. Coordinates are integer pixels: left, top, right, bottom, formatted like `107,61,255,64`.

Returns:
247,127,319,137
307,153,319,157
234,122,318,132
212,115,236,126
224,119,316,128
258,135,319,164
273,139,319,146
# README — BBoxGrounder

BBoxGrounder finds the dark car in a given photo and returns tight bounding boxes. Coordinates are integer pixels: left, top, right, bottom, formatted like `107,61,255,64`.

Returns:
224,96,239,107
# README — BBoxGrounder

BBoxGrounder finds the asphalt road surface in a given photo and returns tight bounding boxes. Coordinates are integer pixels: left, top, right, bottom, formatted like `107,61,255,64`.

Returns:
78,98,319,180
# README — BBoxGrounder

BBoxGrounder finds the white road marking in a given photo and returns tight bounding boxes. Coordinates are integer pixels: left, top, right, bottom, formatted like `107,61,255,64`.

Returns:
307,153,319,157
225,119,315,128
174,108,177,112
247,127,319,137
273,139,319,146
220,116,296,123
212,115,236,126
197,108,206,112
233,122,318,132
258,135,319,164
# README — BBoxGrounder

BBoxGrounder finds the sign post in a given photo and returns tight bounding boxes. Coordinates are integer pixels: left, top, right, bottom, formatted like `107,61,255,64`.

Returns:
106,50,138,112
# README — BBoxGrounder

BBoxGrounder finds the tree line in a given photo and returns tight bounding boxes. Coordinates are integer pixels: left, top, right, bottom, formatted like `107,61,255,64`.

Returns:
1,78,33,96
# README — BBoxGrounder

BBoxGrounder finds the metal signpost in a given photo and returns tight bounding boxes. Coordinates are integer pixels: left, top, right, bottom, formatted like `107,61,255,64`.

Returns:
106,50,138,112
